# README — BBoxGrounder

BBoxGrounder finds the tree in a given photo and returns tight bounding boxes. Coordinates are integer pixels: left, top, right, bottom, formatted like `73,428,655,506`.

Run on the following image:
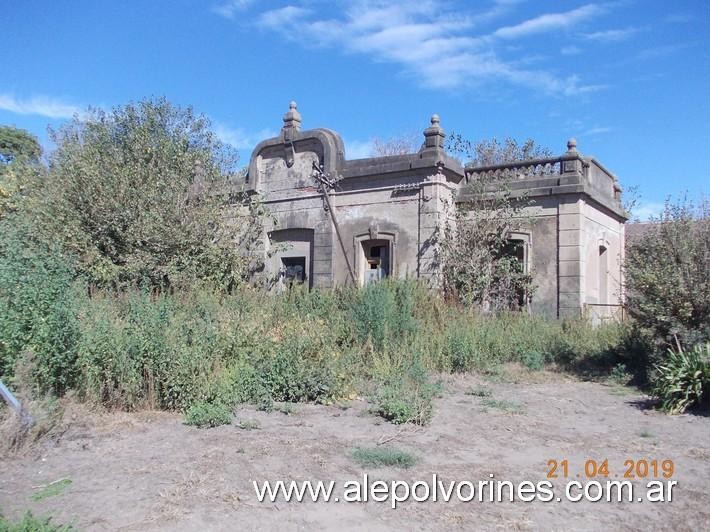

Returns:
368,131,552,164
437,184,535,311
18,97,263,290
625,198,709,355
370,132,420,156
0,127,43,219
436,134,546,310
0,126,41,164
446,133,552,167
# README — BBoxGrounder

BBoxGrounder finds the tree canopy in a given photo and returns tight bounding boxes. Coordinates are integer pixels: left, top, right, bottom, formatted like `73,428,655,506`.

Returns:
0,126,41,164
446,133,553,167
3,97,264,290
0,126,43,218
367,130,553,167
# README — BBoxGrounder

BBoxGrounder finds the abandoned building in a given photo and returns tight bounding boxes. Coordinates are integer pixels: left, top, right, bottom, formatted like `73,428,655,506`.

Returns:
245,102,627,319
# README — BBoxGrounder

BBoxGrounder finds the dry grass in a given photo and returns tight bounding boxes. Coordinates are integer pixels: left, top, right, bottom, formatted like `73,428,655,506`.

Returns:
0,396,64,457
0,392,161,458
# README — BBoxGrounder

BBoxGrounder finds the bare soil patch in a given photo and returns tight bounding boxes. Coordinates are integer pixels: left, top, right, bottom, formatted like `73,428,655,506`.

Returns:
2,370,709,531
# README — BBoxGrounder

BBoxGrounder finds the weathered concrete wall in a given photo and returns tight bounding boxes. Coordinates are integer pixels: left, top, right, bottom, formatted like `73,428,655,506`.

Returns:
517,198,560,318
581,200,625,317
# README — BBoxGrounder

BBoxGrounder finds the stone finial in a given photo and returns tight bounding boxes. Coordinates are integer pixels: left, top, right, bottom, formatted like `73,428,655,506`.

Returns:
421,113,446,151
282,100,302,132
566,137,578,153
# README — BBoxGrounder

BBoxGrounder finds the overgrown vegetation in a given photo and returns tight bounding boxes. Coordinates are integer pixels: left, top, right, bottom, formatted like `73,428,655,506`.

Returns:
438,133,542,310
625,198,709,411
446,133,553,168
184,401,233,428
0,271,627,426
625,198,709,357
3,98,266,293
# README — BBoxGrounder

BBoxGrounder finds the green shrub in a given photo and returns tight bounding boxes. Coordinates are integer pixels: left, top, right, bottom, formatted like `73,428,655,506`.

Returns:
184,401,232,428
521,350,545,370
352,446,417,469
76,290,227,410
372,362,441,425
653,343,710,414
256,333,339,404
609,363,631,385
350,280,420,350
0,512,74,531
445,327,489,372
625,199,709,356
0,222,79,395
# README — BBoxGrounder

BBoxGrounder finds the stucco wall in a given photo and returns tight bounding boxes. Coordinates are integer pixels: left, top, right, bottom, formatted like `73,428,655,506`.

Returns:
582,201,625,311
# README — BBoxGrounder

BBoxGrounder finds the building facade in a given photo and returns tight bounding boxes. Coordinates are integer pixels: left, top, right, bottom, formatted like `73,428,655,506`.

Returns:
244,102,627,319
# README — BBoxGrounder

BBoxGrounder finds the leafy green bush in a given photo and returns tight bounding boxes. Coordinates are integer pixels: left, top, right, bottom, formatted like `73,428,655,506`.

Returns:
352,446,417,469
653,343,710,414
372,362,441,425
258,334,339,403
16,98,265,292
184,401,232,428
521,351,545,371
625,199,709,356
0,222,79,394
350,280,420,349
445,327,488,372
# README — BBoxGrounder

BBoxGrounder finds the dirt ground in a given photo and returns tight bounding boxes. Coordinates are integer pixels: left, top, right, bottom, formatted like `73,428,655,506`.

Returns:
2,369,709,531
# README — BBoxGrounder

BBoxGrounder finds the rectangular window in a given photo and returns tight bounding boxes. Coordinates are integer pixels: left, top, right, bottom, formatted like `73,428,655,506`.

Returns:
282,257,306,285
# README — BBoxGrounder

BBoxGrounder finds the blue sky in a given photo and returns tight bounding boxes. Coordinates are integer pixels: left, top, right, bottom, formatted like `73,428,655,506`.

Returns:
1,0,708,219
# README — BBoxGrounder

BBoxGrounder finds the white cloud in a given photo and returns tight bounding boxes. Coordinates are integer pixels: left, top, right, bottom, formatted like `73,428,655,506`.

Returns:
214,122,276,151
633,201,664,221
259,5,310,27
254,1,607,95
492,4,603,40
344,139,374,159
582,27,639,42
636,42,693,60
0,93,81,119
665,13,691,24
582,126,612,135
212,0,254,19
